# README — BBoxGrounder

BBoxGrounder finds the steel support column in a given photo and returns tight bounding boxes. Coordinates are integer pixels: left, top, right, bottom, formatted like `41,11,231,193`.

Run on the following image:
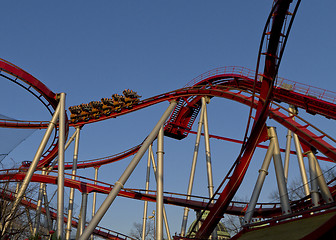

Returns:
307,150,319,207
80,193,88,236
33,169,46,235
243,140,274,224
290,106,310,196
181,102,205,236
1,100,61,235
141,146,152,240
43,183,52,231
202,97,214,199
284,105,295,181
57,93,66,239
90,166,99,240
269,127,291,214
156,126,164,240
66,127,81,240
149,145,172,240
79,101,177,240
313,154,333,203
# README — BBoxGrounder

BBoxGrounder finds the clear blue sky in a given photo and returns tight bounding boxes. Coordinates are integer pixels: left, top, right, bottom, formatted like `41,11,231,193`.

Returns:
1,1,336,237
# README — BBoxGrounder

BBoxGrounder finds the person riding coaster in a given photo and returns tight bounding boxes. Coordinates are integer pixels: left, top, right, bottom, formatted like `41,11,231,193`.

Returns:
89,101,103,119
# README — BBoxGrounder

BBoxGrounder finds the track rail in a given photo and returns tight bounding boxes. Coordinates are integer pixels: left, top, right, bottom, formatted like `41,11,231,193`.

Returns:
0,58,69,167
0,188,135,240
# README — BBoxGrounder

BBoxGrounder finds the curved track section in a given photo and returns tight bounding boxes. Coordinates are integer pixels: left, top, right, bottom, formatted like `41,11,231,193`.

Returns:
0,58,69,167
2,169,336,221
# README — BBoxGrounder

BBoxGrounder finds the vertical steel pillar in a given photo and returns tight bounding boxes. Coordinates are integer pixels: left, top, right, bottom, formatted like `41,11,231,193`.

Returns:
1,101,61,236
284,105,295,181
80,193,88,236
90,167,99,240
43,183,52,231
314,157,333,203
156,127,164,240
149,147,172,240
269,127,291,214
284,128,292,183
289,106,310,196
33,169,46,235
141,146,152,240
201,97,214,199
66,127,81,240
202,97,217,240
57,93,66,239
306,151,319,207
180,103,205,236
79,101,177,240
243,141,274,224
293,133,310,196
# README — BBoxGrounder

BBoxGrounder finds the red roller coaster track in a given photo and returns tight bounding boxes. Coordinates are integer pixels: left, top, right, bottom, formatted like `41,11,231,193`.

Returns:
1,0,336,239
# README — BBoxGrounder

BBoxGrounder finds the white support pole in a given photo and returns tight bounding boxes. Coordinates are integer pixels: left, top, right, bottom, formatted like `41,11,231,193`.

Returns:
181,103,205,236
293,133,310,196
66,126,81,240
90,167,99,240
289,106,310,197
201,97,214,199
80,193,88,236
57,93,66,239
149,147,172,240
307,150,333,203
202,97,217,240
269,127,291,215
244,141,275,224
33,169,47,235
284,128,292,183
141,147,152,240
1,101,61,236
43,183,52,231
284,105,295,182
79,101,177,240
156,127,164,240
306,151,320,207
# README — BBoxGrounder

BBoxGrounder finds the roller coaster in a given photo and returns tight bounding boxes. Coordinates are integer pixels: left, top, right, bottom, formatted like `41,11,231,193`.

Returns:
1,0,336,239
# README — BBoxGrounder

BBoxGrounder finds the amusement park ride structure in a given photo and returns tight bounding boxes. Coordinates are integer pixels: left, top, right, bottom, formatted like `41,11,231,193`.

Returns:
1,0,336,239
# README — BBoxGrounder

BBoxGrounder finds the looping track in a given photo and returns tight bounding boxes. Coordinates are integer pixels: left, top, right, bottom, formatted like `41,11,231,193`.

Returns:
0,58,69,167
1,58,336,238
1,0,336,239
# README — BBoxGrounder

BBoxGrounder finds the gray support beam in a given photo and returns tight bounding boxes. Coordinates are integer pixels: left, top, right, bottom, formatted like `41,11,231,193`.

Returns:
156,127,164,240
284,129,292,183
180,103,205,236
284,105,295,182
269,127,291,215
150,144,172,240
141,146,152,240
79,101,177,240
1,101,61,235
90,167,99,240
244,141,275,224
201,97,214,199
66,127,81,240
306,151,319,207
315,165,334,203
33,170,46,235
289,106,310,196
308,150,333,203
57,93,66,239
80,193,88,236
43,184,52,231
293,133,310,196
